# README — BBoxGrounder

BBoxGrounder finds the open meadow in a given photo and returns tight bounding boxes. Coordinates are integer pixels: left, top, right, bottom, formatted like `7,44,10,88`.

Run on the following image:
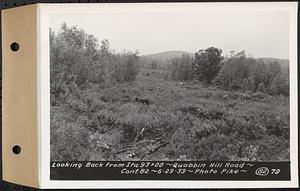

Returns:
49,22,290,162
51,66,290,161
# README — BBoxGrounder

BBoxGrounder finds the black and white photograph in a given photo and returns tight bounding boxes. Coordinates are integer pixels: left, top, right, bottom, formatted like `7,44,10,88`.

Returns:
49,3,292,163
0,2,297,189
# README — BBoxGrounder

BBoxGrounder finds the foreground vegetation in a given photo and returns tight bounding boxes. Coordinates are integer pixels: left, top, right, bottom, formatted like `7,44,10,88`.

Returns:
50,24,289,161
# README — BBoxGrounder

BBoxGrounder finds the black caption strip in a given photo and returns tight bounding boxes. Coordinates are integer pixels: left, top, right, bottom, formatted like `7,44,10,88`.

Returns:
50,161,290,180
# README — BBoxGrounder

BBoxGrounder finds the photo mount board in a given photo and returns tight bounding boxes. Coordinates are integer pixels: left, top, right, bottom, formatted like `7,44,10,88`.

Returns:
1,2,299,189
2,4,39,188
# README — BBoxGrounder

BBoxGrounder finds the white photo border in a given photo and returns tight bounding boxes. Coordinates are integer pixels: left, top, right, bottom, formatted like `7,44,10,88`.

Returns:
38,2,298,189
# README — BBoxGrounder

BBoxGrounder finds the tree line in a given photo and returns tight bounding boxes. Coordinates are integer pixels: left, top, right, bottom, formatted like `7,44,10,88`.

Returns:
51,23,289,108
168,48,289,96
50,23,139,106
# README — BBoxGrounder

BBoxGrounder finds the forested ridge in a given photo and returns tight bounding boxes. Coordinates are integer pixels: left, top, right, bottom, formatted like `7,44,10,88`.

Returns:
51,24,289,161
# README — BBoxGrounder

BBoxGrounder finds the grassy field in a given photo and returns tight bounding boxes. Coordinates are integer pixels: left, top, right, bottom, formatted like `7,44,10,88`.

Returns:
51,68,290,161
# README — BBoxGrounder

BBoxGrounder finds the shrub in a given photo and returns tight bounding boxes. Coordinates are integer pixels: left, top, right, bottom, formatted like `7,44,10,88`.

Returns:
269,73,289,96
224,116,265,140
50,118,91,161
50,24,140,107
230,79,242,90
257,82,266,93
191,119,218,140
88,130,122,160
256,135,289,161
167,124,195,159
259,109,289,138
179,103,225,120
242,77,255,91
191,133,235,160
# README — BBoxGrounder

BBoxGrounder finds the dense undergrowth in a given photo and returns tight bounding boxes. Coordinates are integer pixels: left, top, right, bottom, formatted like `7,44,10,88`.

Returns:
50,24,289,161
51,69,289,161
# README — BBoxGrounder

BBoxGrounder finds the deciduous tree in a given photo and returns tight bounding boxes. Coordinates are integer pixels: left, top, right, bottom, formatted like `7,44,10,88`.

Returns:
193,47,223,84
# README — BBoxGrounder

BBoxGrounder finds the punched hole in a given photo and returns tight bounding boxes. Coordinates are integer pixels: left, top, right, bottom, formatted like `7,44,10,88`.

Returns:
10,42,20,51
12,145,21,155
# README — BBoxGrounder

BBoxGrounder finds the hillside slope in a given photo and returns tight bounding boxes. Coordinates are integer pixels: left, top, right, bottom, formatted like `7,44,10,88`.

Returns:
142,50,194,64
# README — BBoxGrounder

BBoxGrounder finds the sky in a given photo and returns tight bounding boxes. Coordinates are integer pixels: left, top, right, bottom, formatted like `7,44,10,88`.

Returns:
50,8,290,59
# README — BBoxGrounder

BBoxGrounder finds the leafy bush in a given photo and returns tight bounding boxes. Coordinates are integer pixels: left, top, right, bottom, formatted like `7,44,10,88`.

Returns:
191,134,235,160
193,47,223,84
214,51,289,96
51,116,91,161
257,108,289,138
50,24,140,106
179,103,225,120
257,82,266,93
256,135,289,161
269,73,289,96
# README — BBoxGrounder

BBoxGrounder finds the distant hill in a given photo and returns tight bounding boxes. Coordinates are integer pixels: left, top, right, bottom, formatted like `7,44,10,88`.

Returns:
258,57,289,66
142,50,194,64
140,51,289,72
